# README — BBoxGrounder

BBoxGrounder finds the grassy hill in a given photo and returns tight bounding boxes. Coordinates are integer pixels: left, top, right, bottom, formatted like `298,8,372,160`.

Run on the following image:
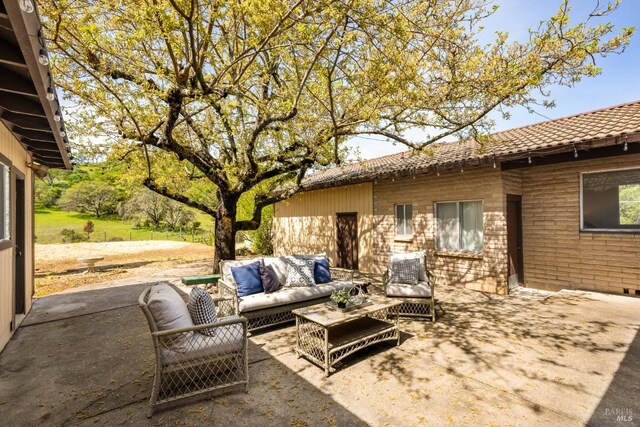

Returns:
35,207,215,244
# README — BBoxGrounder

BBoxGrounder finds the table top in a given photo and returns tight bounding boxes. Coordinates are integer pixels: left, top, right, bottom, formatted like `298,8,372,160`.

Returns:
292,295,401,327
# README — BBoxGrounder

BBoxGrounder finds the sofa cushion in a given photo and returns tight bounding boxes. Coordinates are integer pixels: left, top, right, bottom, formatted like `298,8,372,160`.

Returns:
263,256,289,285
293,253,327,260
386,281,432,298
259,264,281,294
389,258,420,285
161,319,244,365
238,281,352,313
389,251,427,281
221,258,263,284
147,282,194,351
314,258,332,284
187,287,217,337
232,261,263,297
284,257,316,287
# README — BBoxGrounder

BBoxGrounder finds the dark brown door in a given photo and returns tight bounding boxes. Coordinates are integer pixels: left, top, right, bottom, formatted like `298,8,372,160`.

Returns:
506,195,523,288
14,176,26,315
336,213,358,270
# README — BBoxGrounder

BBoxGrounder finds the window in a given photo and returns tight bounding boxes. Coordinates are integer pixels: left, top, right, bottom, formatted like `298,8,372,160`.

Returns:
435,200,483,252
395,204,413,237
582,168,640,231
0,160,10,241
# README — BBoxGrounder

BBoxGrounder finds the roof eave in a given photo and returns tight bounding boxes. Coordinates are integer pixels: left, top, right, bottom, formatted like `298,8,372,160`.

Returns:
2,0,72,169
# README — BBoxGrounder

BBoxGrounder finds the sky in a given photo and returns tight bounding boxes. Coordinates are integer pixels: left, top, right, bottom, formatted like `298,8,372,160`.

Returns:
346,0,640,160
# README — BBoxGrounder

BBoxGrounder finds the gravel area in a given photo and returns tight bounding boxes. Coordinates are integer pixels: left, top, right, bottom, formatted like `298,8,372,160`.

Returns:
35,241,209,262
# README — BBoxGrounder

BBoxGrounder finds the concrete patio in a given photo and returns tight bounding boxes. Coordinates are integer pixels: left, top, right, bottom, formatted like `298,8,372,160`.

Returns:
0,264,638,426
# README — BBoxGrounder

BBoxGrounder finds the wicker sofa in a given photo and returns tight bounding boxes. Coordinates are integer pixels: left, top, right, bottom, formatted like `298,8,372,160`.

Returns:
218,255,354,331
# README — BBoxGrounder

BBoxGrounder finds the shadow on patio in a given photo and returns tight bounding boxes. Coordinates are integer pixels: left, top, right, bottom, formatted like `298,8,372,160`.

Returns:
0,277,639,426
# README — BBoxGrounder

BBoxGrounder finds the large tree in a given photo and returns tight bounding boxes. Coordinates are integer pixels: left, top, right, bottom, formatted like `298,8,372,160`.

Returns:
41,0,632,268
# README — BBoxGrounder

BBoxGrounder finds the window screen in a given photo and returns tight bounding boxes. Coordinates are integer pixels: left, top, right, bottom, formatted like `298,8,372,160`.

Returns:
395,204,413,236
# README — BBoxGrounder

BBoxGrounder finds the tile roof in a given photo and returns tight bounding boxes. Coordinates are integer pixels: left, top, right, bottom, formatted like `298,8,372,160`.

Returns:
302,100,640,191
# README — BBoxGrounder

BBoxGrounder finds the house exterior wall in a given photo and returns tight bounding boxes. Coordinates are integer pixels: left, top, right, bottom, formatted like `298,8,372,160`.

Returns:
274,152,640,296
273,183,374,271
520,153,640,294
371,167,509,293
0,123,34,351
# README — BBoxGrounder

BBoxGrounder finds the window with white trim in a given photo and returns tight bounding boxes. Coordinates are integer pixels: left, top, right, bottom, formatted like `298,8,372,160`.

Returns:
0,161,10,241
435,200,483,252
395,204,413,237
582,168,640,231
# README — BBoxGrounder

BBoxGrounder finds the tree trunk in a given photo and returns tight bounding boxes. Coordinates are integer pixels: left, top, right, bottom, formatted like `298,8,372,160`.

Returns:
212,195,238,273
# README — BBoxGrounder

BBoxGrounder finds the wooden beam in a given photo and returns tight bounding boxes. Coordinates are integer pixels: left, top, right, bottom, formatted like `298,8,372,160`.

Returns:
0,111,50,130
20,138,60,152
0,37,26,67
0,66,38,97
14,127,55,141
0,91,45,116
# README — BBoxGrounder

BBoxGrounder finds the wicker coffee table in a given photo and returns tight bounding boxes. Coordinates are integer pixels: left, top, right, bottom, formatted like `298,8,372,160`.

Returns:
292,295,401,377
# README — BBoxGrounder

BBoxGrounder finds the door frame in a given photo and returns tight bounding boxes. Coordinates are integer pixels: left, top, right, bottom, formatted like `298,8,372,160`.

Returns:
336,212,359,270
506,194,524,286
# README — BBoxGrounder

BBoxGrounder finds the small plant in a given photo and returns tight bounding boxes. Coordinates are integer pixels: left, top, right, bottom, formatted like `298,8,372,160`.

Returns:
83,220,95,240
330,289,351,305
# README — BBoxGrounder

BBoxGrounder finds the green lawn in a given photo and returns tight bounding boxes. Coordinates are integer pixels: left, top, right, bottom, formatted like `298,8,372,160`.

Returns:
35,207,215,244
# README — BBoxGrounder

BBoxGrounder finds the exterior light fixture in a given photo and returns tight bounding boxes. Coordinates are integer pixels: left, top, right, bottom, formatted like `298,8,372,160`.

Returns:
436,165,440,176
19,0,35,13
46,87,55,101
460,162,464,173
528,156,532,164
38,49,49,66
573,146,578,158
623,138,629,152
54,110,61,122
492,157,496,169
59,127,66,137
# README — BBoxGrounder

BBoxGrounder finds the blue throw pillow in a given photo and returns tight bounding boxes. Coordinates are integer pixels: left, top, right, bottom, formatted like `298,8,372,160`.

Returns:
232,261,263,297
314,258,332,284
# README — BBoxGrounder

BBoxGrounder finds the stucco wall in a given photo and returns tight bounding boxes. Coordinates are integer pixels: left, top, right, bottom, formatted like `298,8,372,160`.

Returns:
520,154,640,294
0,123,34,351
273,183,374,271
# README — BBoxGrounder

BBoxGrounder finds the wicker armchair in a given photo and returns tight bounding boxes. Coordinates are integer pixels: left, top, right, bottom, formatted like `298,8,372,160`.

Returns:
138,285,249,417
383,253,437,322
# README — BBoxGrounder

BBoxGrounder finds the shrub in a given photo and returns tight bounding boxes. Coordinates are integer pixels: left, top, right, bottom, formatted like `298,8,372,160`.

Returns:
108,236,124,242
251,206,273,255
60,229,88,243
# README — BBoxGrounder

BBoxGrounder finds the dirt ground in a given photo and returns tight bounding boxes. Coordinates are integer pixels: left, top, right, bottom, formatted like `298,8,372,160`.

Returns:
35,241,215,297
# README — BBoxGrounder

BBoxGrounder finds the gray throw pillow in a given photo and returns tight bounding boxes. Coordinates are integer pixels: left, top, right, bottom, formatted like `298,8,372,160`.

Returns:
284,257,316,287
390,258,420,285
187,287,217,336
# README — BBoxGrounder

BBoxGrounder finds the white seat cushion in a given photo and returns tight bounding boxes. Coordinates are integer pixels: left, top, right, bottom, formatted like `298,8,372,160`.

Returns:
238,281,352,313
161,318,244,366
386,281,432,298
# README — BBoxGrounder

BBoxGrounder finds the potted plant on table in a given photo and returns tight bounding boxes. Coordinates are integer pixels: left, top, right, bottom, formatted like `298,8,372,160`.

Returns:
330,289,351,309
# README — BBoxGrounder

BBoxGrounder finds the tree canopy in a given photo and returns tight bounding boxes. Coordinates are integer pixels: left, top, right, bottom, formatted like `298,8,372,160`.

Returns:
41,0,633,265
